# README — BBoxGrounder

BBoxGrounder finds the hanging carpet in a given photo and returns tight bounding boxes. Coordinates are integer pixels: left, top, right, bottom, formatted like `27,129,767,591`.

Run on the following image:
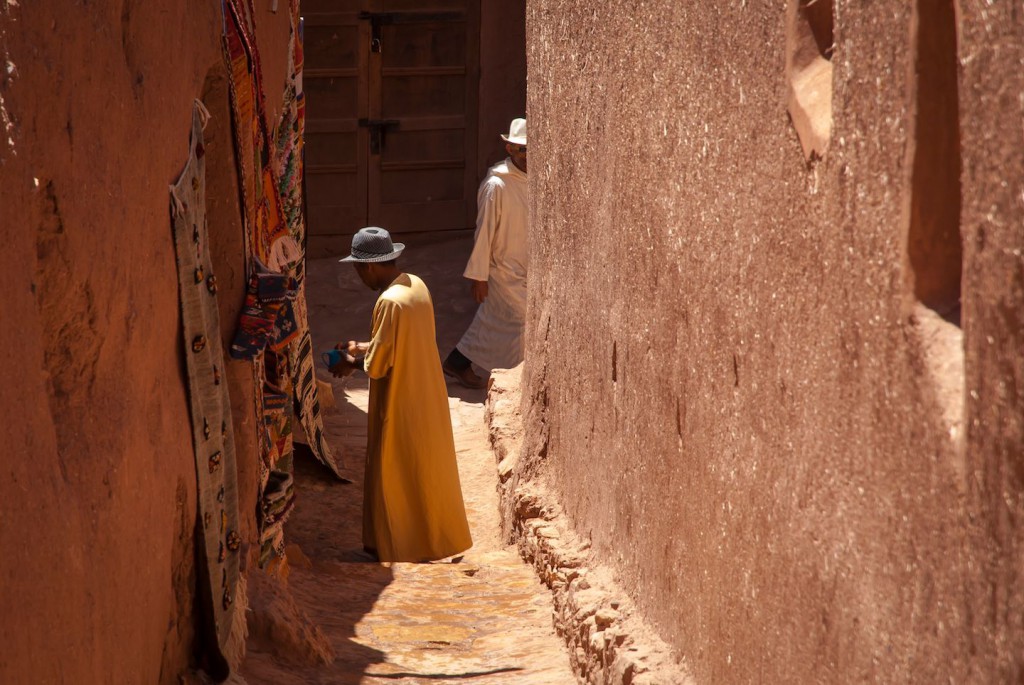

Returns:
221,0,344,573
273,2,341,477
222,0,342,477
170,100,245,673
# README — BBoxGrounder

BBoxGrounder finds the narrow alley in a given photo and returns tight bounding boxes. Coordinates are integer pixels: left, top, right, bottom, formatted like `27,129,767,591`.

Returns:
239,236,576,684
4,2,1023,684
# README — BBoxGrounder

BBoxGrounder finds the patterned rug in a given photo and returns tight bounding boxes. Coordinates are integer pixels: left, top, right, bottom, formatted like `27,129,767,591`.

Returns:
221,0,345,572
222,0,298,271
274,2,344,477
170,100,245,671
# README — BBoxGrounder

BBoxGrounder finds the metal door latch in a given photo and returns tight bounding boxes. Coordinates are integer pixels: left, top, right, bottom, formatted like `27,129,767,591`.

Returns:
358,118,400,155
358,10,464,54
358,11,388,53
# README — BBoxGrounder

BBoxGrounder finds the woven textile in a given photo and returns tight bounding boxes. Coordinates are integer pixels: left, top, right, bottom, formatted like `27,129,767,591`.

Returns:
263,349,294,470
229,269,300,360
221,0,345,574
223,0,300,271
274,0,305,242
274,0,344,476
258,469,296,566
223,0,274,502
170,101,243,664
290,318,339,473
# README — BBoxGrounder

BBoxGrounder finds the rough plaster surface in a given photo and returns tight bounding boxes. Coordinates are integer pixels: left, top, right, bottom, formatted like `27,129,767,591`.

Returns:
488,367,692,684
522,1,1023,682
956,4,1024,679
0,2,292,682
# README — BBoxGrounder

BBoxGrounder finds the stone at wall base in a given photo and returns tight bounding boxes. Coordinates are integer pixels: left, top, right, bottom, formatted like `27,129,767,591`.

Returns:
486,366,694,685
243,567,335,668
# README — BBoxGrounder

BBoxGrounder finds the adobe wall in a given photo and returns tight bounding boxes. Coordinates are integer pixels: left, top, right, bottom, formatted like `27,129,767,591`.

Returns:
0,2,291,682
521,1,1023,682
957,5,1024,679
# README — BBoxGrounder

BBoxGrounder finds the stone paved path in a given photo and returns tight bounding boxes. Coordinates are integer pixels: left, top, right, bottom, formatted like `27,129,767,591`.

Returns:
240,236,576,684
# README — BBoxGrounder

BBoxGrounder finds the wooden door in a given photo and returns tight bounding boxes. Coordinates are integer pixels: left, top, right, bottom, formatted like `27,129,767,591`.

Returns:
304,0,480,255
303,5,367,248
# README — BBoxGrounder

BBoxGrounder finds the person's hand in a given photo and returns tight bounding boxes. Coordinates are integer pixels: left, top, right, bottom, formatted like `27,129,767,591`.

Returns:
329,352,359,378
346,340,368,356
470,279,488,304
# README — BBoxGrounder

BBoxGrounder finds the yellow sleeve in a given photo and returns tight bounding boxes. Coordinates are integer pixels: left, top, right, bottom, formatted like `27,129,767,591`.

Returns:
364,297,398,380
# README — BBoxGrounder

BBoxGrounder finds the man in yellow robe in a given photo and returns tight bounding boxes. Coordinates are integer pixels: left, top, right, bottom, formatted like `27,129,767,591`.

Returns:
331,227,473,562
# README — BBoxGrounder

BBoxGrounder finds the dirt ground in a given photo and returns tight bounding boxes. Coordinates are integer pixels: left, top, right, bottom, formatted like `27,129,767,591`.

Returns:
238,233,575,684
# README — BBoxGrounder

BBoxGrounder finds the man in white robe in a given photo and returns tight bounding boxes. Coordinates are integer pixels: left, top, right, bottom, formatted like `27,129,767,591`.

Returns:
443,118,529,389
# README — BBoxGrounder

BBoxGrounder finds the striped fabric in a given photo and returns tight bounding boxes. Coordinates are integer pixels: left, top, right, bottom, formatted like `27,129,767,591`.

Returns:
170,101,243,667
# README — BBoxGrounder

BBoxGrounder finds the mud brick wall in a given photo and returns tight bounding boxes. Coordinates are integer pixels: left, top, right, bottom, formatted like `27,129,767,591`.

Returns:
0,2,291,682
521,1,1024,681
